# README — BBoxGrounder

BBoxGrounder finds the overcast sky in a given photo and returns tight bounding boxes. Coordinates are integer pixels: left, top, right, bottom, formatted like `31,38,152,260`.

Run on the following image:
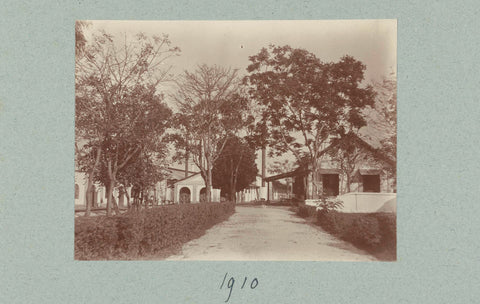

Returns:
86,20,396,81
83,20,397,174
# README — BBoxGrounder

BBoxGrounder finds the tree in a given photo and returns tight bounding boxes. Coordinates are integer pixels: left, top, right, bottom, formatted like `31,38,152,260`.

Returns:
326,133,364,193
245,45,376,199
172,64,248,202
75,30,179,216
212,136,258,202
75,21,90,57
372,73,397,169
111,146,169,209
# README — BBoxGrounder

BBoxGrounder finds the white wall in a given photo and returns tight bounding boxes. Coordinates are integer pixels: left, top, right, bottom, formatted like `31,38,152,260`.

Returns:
337,192,396,213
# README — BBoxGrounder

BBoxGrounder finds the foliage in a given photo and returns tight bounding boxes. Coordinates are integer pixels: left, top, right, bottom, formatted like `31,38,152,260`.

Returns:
268,159,296,175
75,30,180,215
316,196,344,212
297,204,317,218
371,73,397,170
75,202,235,260
75,21,90,57
212,136,258,201
316,211,396,260
244,45,376,198
171,64,250,202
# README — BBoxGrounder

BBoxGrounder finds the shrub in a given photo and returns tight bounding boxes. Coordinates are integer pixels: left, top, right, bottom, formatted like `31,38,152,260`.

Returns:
75,202,235,260
347,216,381,247
374,213,397,254
316,210,397,260
297,204,317,218
316,197,344,213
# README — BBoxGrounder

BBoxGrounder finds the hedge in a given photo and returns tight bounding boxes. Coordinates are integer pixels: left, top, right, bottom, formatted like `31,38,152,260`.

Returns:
297,204,317,218
75,202,235,260
317,210,396,260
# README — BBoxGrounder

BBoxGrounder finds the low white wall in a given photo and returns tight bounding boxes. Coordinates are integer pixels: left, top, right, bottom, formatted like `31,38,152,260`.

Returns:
337,192,396,213
305,192,396,213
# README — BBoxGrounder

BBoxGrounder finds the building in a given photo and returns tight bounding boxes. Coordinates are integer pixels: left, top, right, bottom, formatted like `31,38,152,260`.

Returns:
168,172,221,204
75,166,221,209
263,133,396,213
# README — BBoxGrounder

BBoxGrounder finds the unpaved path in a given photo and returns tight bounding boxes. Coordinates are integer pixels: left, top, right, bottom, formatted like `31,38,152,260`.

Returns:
167,206,376,261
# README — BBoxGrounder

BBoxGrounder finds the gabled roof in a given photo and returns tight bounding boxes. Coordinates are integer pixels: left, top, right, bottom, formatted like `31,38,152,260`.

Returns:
323,133,395,168
166,167,199,181
170,172,202,184
264,168,309,182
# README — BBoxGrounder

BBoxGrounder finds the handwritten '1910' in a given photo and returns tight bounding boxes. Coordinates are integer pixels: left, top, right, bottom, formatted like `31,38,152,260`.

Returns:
220,272,259,302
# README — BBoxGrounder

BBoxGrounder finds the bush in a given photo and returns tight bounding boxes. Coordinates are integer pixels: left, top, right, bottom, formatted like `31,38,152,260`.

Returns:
347,216,381,247
75,202,235,260
297,204,317,218
374,213,397,253
316,210,396,260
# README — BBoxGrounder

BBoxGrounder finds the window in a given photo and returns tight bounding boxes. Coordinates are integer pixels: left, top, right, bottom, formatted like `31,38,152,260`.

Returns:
363,175,380,192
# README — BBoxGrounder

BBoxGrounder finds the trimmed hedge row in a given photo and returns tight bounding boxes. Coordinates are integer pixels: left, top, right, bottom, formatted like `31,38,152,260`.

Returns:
75,202,235,260
296,203,396,260
317,210,396,259
297,204,317,218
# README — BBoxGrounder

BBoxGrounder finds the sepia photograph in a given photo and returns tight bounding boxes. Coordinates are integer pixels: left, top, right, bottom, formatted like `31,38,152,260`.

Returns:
74,20,397,261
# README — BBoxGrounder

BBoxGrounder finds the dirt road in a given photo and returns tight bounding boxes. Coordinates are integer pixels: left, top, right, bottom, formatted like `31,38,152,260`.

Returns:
166,206,375,261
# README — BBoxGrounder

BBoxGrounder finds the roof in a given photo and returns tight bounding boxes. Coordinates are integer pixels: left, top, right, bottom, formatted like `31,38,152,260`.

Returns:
323,133,395,168
264,168,309,182
265,131,394,182
166,167,199,181
170,172,202,184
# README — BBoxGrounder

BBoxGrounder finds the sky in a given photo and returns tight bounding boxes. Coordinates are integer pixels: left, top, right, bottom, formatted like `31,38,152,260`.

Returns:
82,20,397,174
85,20,396,81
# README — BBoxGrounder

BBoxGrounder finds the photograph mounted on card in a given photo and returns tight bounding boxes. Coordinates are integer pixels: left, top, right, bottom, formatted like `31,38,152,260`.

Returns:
74,20,397,261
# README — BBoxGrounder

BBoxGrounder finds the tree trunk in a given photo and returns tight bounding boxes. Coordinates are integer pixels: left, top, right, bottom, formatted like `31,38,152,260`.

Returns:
345,173,351,193
118,186,125,208
84,147,101,217
206,163,212,203
231,176,238,203
106,179,114,217
311,164,320,199
125,187,130,208
112,195,120,215
231,153,243,203
85,177,94,217
185,149,189,178
261,145,266,187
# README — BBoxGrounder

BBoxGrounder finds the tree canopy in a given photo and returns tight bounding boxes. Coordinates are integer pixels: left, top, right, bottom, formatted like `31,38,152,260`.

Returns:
171,64,250,202
75,30,179,215
212,136,258,201
245,45,376,198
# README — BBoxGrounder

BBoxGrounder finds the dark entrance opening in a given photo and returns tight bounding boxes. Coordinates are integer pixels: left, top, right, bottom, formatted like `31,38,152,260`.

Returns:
322,174,339,196
179,187,191,204
199,187,206,203
363,175,380,192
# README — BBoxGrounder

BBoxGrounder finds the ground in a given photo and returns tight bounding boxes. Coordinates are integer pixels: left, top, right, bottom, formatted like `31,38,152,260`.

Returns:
166,205,376,261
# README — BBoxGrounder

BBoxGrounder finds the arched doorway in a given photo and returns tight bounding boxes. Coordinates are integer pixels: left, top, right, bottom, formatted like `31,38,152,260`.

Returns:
199,187,206,203
179,187,191,204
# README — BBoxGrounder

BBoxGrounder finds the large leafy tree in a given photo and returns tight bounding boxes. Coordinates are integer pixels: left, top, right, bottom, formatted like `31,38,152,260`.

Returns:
212,136,258,202
245,45,376,199
171,64,249,202
75,30,179,216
